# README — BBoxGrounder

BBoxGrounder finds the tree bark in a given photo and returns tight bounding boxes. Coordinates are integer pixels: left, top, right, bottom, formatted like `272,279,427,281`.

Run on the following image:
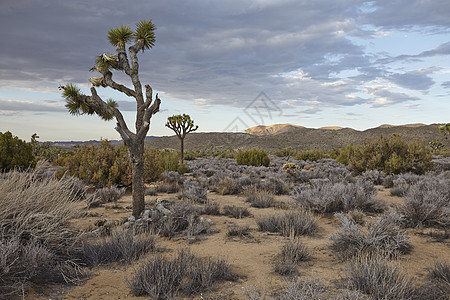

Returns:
130,142,145,218
180,137,184,163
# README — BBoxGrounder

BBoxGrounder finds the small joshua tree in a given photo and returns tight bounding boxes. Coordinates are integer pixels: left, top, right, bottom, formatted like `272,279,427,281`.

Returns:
60,20,160,217
439,123,450,139
166,114,198,163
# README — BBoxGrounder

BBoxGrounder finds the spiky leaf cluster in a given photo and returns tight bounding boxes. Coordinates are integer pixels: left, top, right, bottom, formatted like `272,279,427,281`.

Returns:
134,20,156,51
92,52,119,73
62,84,94,116
108,25,133,48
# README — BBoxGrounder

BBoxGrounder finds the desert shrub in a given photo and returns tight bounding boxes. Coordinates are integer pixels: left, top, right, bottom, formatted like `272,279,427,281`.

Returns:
87,185,126,207
340,134,433,175
222,205,251,219
0,169,84,296
156,182,180,194
55,142,186,187
274,238,310,276
129,250,237,298
244,188,276,208
277,277,328,300
397,177,450,228
83,228,156,267
291,179,385,214
34,142,74,162
361,169,386,185
257,210,318,237
211,177,242,195
182,179,207,203
202,202,221,215
273,148,297,158
144,148,187,182
258,176,290,195
295,149,325,162
227,224,251,238
0,131,35,171
282,162,300,176
346,255,416,300
329,213,411,260
154,202,210,238
416,260,450,299
237,149,270,167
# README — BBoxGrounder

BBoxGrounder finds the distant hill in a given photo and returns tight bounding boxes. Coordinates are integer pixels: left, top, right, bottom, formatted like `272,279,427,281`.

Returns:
244,124,304,136
146,123,448,151
44,124,447,152
49,136,162,148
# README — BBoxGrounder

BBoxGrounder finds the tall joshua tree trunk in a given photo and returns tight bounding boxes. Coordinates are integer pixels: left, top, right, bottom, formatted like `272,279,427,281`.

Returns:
61,20,160,218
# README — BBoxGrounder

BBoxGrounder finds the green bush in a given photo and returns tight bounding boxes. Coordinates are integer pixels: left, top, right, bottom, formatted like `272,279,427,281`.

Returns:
55,141,186,187
236,149,270,167
295,149,325,162
336,135,433,175
0,131,35,171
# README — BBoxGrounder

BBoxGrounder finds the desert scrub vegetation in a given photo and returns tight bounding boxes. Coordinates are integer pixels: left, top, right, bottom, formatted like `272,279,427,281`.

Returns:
329,212,411,260
55,141,186,187
222,205,251,219
257,209,318,237
151,202,211,238
87,184,126,208
336,134,433,175
181,179,207,203
82,228,156,267
0,131,35,171
416,260,450,299
129,249,237,299
237,149,270,167
396,176,450,229
0,169,85,296
273,238,311,276
291,179,385,214
244,188,277,208
346,255,416,300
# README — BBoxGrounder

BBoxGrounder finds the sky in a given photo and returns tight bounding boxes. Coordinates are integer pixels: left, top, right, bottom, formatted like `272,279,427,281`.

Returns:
0,0,449,141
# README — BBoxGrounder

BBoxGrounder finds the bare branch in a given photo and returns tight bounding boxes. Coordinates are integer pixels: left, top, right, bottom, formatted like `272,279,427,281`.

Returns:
102,71,136,98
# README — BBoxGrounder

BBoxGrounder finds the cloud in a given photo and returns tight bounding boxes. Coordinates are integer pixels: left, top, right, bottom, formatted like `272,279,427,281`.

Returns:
442,81,450,89
0,0,448,115
366,86,420,107
388,71,435,91
0,99,66,112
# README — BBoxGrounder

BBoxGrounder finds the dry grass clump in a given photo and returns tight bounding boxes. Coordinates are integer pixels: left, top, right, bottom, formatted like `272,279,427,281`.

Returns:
397,177,450,229
226,224,252,238
415,260,450,299
244,188,277,208
82,228,156,267
257,209,318,237
129,249,237,299
346,255,416,300
223,205,251,219
291,179,385,214
0,170,84,296
202,202,221,215
211,177,242,195
181,179,207,203
154,202,211,238
87,185,126,208
274,238,311,276
329,212,411,260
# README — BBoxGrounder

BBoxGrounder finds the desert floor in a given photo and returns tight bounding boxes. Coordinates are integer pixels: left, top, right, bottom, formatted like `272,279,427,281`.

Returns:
31,186,449,300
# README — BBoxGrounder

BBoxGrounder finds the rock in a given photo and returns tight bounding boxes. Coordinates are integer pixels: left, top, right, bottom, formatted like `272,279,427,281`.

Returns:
128,215,136,222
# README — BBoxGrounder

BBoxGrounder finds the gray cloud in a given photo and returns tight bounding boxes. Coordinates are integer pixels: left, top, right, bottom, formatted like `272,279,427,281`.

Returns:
0,0,448,114
0,99,65,112
366,86,420,107
442,81,450,89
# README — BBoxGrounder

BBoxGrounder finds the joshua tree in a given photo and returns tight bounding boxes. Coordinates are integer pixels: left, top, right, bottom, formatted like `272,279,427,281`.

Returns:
439,123,450,139
60,20,161,217
166,114,198,163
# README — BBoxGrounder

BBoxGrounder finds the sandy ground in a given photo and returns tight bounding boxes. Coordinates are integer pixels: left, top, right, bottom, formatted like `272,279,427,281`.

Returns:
31,186,449,299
